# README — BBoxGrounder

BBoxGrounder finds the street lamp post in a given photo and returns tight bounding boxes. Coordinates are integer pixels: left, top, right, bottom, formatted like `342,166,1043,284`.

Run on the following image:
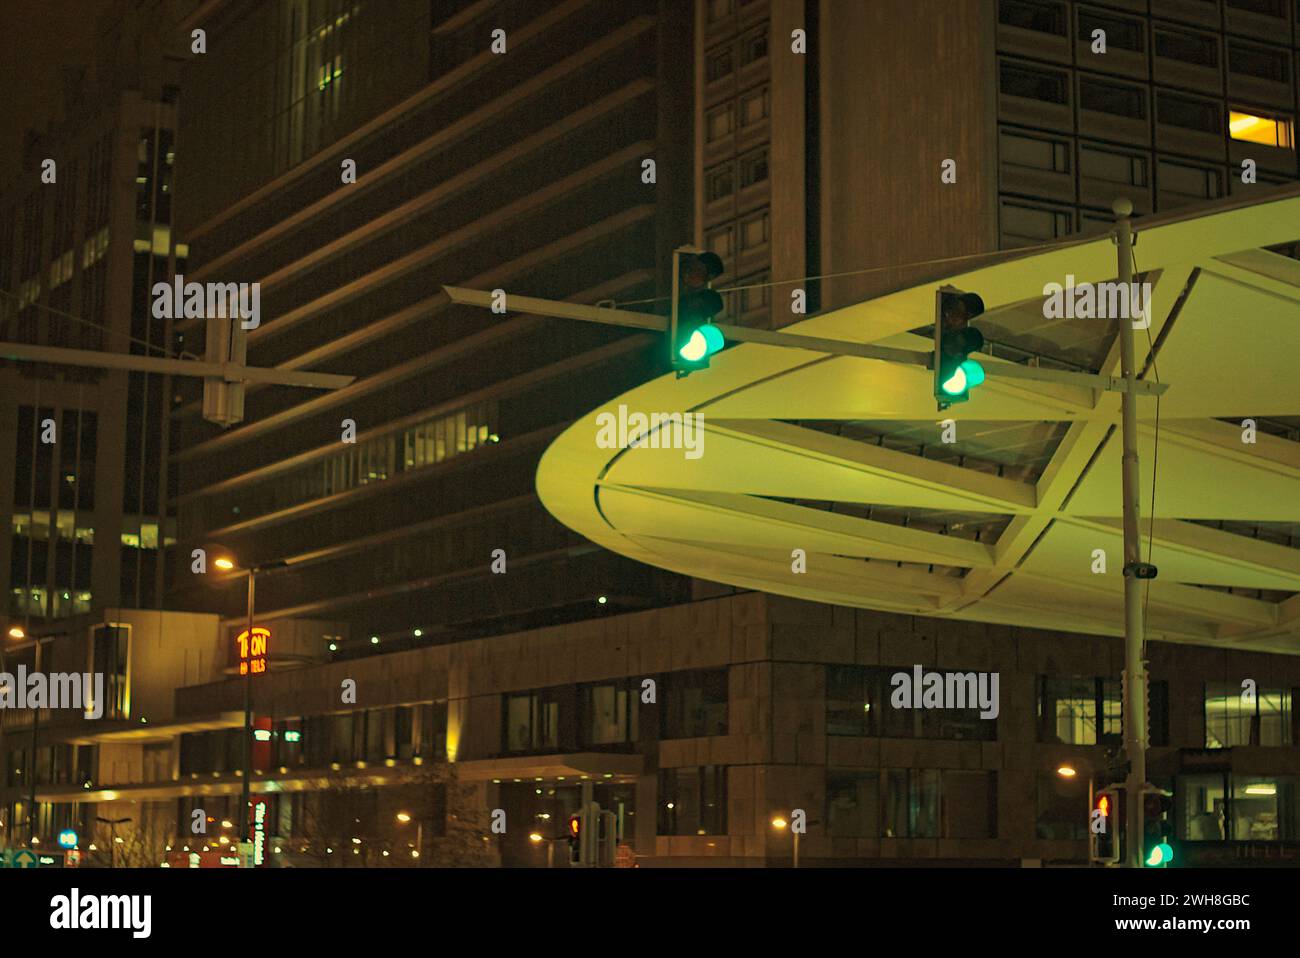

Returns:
771,815,817,869
239,565,255,844
397,811,422,864
1056,763,1095,866
210,551,285,845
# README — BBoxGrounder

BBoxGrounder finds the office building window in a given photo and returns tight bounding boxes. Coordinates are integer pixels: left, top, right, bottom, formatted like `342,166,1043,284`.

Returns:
503,688,567,754
1000,62,1069,104
1229,776,1298,841
1079,10,1144,51
1080,144,1148,186
998,0,1067,35
1000,130,1071,172
1224,0,1285,14
91,624,129,720
1205,682,1293,747
827,665,997,741
579,680,639,747
883,768,940,838
661,669,728,739
706,162,735,201
827,665,875,736
1157,92,1222,134
739,211,769,250
1038,676,1122,745
706,225,735,259
1229,110,1295,148
827,771,880,838
739,27,768,67
658,766,727,835
1154,29,1219,67
738,86,769,127
1079,77,1147,119
739,148,768,188
1181,773,1299,842
945,770,998,839
706,104,734,143
1001,201,1073,242
417,701,448,761
1158,160,1223,200
1228,42,1290,83
706,44,733,82
1150,680,1170,748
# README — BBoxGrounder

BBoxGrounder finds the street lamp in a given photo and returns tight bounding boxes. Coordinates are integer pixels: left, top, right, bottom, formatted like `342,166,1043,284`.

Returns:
6,627,49,846
771,814,820,869
396,811,422,864
1056,761,1095,866
770,816,798,869
206,548,286,843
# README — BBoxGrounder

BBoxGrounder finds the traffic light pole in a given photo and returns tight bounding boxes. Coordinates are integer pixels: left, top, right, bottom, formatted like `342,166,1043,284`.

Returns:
441,287,1167,397
1114,198,1149,868
240,567,256,845
0,341,353,389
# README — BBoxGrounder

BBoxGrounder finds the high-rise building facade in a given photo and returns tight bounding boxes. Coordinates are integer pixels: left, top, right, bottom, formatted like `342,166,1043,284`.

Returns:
0,0,195,631
168,0,696,651
5,0,1298,868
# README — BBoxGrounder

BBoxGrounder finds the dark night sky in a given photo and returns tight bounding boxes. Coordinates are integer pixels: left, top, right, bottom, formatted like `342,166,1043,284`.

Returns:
0,0,117,187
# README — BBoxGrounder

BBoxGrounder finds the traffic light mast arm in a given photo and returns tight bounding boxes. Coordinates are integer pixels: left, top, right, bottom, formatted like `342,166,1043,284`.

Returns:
0,340,354,389
441,286,1168,396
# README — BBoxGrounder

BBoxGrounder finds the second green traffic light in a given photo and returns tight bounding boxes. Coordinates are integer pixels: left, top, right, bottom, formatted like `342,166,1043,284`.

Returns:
934,287,986,409
671,249,725,374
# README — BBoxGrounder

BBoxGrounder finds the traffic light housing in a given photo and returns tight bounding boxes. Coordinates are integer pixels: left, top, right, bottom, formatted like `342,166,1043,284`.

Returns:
202,306,247,427
671,248,725,374
933,287,986,409
1144,790,1175,867
567,812,581,863
1090,787,1120,865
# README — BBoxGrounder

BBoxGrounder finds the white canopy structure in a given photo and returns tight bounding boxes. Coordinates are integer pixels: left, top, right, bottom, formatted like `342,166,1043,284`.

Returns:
538,189,1300,654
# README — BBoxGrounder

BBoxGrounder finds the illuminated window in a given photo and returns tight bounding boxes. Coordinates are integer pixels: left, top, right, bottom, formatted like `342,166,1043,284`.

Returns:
1229,110,1295,149
1038,677,1122,744
1205,682,1292,747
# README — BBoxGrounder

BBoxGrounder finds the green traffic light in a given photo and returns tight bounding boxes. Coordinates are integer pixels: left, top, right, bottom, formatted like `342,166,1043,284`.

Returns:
678,324,725,363
940,359,985,397
1145,842,1173,866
